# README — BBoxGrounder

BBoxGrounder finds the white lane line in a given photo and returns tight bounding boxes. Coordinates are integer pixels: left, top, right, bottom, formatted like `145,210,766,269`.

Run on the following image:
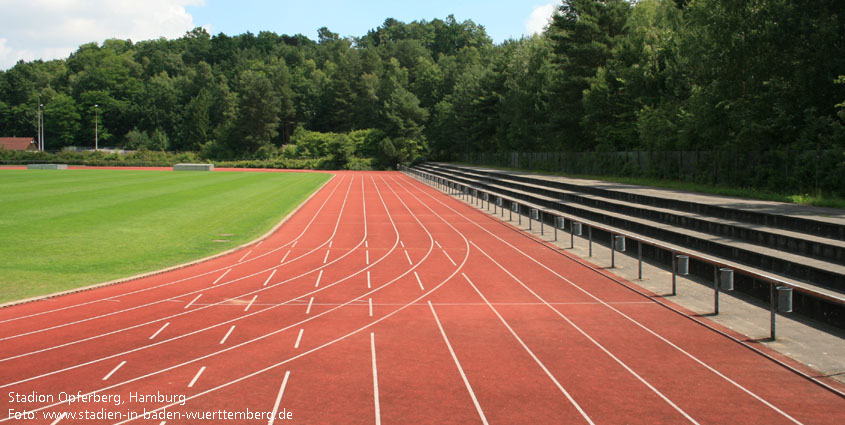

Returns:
329,241,333,248
280,250,290,263
263,270,277,286
294,329,304,349
414,272,424,291
442,249,456,266
184,294,202,309
367,271,371,289
49,414,64,425
244,295,258,312
366,250,370,264
238,250,253,263
306,297,315,315
435,241,442,249
323,250,331,264
255,240,263,248
471,241,699,424
404,250,413,265
219,326,236,345
188,366,206,388
268,371,291,425
400,240,405,248
102,360,127,381
159,421,166,425
463,273,594,425
291,240,298,249
428,301,488,425
212,269,231,285
314,270,324,288
365,240,368,248
149,322,170,340
371,333,381,425
369,298,373,317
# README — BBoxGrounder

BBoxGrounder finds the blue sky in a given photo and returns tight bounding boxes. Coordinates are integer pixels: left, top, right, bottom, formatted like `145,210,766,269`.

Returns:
187,0,557,43
0,0,559,70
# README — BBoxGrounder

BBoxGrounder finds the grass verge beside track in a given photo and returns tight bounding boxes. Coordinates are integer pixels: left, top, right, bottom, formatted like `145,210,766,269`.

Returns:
0,169,331,303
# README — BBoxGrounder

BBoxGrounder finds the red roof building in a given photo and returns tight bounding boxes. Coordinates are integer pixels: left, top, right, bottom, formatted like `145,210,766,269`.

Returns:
0,137,38,151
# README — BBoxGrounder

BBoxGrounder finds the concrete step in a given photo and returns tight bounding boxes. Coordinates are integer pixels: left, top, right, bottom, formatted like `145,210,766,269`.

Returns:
431,163,845,241
416,163,845,294
421,163,845,266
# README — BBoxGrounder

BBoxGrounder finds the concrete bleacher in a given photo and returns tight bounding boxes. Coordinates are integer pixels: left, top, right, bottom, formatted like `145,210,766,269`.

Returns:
413,162,845,328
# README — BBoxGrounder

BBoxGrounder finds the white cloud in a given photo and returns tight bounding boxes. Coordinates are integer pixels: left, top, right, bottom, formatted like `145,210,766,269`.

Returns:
0,0,204,70
525,3,557,37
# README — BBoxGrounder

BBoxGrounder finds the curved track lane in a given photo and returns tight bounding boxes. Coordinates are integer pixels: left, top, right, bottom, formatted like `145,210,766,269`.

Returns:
1,170,843,424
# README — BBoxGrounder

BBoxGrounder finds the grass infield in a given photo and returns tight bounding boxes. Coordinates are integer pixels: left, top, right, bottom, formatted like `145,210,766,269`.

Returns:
0,169,331,303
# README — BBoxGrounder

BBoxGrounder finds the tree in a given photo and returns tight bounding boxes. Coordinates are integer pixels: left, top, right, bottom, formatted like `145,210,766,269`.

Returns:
229,69,281,154
44,93,81,148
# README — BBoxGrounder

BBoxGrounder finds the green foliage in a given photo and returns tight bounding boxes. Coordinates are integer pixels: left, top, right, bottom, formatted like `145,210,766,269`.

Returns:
1,4,842,184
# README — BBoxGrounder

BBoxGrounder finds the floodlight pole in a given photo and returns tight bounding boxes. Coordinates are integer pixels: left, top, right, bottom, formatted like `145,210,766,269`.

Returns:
94,104,99,151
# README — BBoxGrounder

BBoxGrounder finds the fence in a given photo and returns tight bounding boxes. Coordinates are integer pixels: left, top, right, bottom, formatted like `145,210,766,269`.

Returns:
458,150,845,198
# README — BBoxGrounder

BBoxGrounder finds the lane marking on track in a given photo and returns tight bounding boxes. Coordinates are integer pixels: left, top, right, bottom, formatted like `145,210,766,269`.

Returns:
329,241,333,248
414,272,424,291
188,366,206,388
268,371,291,425
404,250,413,265
462,273,595,425
371,333,381,425
323,250,330,264
255,240,263,248
294,329,304,349
238,250,253,263
366,250,370,264
428,301,488,424
219,326,235,345
149,322,169,340
244,295,258,312
291,240,298,249
435,241,442,249
367,271,371,289
369,298,373,317
365,240,369,248
49,414,64,425
280,250,290,263
69,175,441,425
314,270,323,288
306,297,315,315
400,240,405,248
184,294,202,309
442,249,456,266
102,360,126,381
263,270,277,287
470,241,699,424
212,269,231,285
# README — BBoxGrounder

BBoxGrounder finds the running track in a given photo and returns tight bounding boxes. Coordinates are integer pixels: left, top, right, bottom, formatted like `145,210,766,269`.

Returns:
1,171,843,424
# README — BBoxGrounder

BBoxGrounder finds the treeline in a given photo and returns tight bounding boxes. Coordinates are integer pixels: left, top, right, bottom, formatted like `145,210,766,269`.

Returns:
1,0,843,169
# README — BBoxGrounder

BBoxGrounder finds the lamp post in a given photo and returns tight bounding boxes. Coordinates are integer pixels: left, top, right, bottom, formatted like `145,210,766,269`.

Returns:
94,104,99,151
40,104,44,151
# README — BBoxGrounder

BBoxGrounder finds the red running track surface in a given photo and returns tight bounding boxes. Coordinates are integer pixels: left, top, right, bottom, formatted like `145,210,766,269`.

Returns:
1,170,843,424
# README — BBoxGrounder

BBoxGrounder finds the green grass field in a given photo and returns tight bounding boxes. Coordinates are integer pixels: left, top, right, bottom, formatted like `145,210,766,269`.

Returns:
0,169,331,303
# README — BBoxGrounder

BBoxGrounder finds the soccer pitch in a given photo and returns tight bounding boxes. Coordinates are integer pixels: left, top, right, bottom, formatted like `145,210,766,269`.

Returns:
0,169,331,303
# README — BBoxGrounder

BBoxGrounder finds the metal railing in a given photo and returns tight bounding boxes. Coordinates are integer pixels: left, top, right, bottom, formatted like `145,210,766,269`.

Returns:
400,165,845,341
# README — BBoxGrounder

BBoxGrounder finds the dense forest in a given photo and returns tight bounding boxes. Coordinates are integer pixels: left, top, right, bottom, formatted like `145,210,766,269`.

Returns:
1,0,843,170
